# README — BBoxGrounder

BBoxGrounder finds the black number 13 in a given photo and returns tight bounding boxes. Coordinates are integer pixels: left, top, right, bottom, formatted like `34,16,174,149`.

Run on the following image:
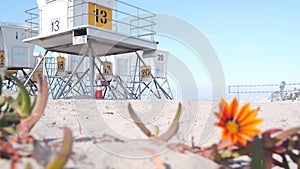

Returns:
94,9,108,24
100,10,107,24
51,20,60,32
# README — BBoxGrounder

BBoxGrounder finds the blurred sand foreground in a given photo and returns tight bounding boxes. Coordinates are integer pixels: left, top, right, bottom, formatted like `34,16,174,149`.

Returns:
1,99,300,168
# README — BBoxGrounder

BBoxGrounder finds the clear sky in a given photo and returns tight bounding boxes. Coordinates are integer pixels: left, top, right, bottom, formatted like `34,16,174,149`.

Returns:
1,1,300,97
138,0,300,86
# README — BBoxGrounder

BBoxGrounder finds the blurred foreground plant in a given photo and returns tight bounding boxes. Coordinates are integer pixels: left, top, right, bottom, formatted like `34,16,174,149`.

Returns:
0,74,48,136
167,98,300,169
0,74,72,169
128,102,182,142
44,127,73,169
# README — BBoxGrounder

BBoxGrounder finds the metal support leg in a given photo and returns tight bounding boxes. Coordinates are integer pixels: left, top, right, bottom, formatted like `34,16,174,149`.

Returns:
24,50,48,86
89,47,95,96
54,54,87,99
134,51,172,100
94,56,118,99
161,78,174,99
62,68,90,98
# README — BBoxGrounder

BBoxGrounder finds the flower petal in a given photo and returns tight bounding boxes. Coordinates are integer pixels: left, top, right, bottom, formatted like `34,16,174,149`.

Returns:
219,98,231,120
215,122,225,127
230,98,239,120
214,112,226,127
237,134,248,146
215,98,263,146
222,129,230,139
240,118,263,128
236,105,256,123
214,112,221,119
238,109,258,125
240,128,261,138
230,134,238,144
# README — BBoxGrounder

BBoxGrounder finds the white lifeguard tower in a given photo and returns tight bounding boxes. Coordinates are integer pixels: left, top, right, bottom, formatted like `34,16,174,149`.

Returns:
139,48,173,99
0,22,37,91
23,0,173,99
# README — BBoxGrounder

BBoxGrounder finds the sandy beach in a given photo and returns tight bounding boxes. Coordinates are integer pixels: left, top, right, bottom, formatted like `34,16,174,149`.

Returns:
1,98,298,169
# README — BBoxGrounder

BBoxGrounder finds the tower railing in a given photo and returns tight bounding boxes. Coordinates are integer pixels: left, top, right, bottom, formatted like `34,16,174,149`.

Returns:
25,7,39,37
25,0,156,42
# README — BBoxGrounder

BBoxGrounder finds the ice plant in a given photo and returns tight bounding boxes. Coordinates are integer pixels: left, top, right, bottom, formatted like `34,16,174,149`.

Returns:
214,98,262,146
247,127,300,169
0,74,73,169
162,98,299,168
128,102,182,142
0,74,48,136
45,127,73,169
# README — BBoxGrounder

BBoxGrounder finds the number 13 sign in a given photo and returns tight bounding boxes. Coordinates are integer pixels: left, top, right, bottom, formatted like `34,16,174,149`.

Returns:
88,3,112,30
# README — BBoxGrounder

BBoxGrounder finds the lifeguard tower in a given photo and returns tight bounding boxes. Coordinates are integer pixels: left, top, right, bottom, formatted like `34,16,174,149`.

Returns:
0,22,37,92
24,0,173,99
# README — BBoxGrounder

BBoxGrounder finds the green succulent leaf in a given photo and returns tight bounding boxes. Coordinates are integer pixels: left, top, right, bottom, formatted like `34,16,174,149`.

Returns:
7,96,19,111
128,103,152,137
25,163,32,169
8,75,31,117
0,113,20,127
154,126,159,137
0,73,3,95
219,149,232,159
169,102,182,129
274,127,300,142
18,76,48,135
250,136,264,169
30,96,37,113
3,102,11,113
0,95,6,108
2,126,19,135
45,127,73,169
157,103,182,142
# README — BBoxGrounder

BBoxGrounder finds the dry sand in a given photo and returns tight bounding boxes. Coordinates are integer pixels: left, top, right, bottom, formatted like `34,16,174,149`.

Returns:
1,99,300,168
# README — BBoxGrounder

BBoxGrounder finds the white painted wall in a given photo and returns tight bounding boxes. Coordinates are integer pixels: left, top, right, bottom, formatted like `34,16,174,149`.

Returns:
0,23,35,68
143,48,169,78
36,0,116,36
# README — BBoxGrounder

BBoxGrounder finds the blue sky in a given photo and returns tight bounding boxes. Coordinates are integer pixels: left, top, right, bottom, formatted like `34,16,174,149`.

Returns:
142,0,300,86
1,1,300,97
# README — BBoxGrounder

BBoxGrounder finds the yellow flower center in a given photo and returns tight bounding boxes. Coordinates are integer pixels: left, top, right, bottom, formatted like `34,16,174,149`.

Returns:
225,121,239,134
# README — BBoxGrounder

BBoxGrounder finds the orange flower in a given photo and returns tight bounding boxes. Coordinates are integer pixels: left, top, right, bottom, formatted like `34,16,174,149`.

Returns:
214,98,262,146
